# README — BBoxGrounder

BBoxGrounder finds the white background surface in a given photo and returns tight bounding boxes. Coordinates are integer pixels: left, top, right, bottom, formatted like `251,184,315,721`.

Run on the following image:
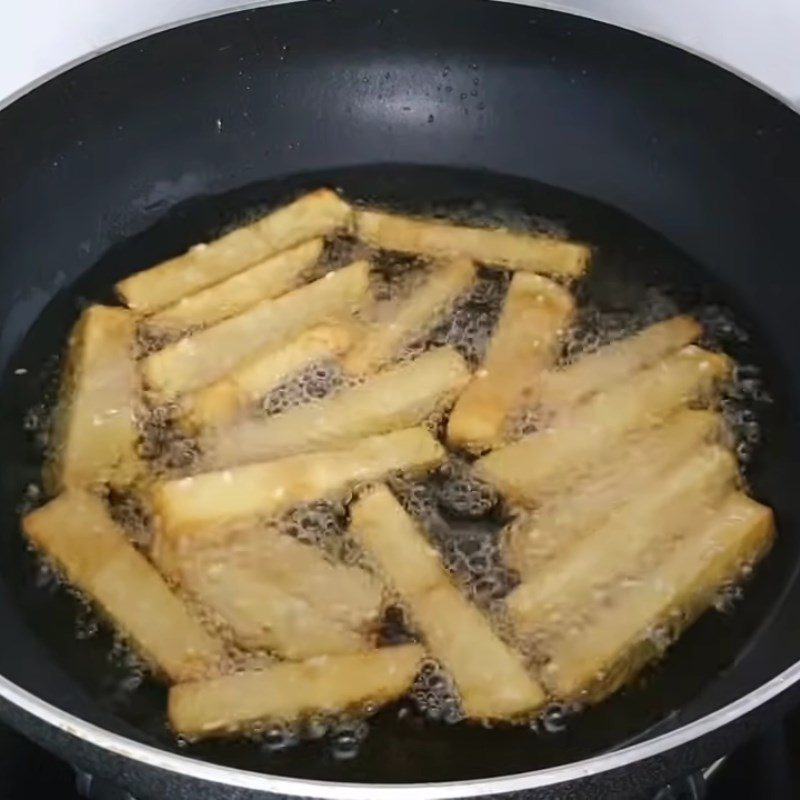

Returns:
1,0,800,106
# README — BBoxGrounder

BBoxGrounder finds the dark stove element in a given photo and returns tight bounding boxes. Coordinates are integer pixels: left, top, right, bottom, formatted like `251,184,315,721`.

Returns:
0,721,79,798
651,774,705,800
710,726,796,799
76,770,137,800
649,761,721,800
0,723,137,799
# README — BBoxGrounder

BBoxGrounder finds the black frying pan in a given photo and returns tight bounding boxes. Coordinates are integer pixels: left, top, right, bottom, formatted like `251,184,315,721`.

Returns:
1,1,800,798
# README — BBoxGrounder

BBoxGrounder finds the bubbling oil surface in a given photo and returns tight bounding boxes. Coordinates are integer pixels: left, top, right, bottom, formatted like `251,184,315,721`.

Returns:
20,198,773,761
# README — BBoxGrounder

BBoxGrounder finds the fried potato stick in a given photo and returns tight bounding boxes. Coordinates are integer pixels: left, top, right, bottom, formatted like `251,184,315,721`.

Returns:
343,257,476,374
169,644,424,739
538,316,702,411
48,306,140,492
447,273,574,451
204,346,469,468
178,527,380,659
507,445,738,637
142,260,370,400
185,524,381,630
117,189,350,313
145,238,323,333
23,491,222,682
350,485,545,719
184,323,356,430
475,346,731,504
540,493,774,702
152,427,445,555
355,209,590,277
504,410,722,576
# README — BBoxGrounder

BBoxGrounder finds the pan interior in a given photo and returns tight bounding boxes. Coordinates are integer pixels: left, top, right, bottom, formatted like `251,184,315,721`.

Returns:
0,164,794,783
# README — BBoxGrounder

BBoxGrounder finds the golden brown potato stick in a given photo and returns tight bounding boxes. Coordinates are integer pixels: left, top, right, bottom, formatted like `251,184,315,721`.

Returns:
538,315,702,411
541,493,774,702
343,257,476,374
116,189,350,313
447,273,574,451
183,324,356,430
153,427,444,546
179,536,373,659
47,306,140,492
475,346,731,504
168,644,424,739
204,346,469,468
350,485,545,719
355,209,590,277
142,260,370,401
145,238,323,332
23,491,222,683
507,445,737,637
505,410,723,576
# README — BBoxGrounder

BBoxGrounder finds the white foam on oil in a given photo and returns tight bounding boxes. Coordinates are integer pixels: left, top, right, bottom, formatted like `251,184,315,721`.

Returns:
261,359,344,417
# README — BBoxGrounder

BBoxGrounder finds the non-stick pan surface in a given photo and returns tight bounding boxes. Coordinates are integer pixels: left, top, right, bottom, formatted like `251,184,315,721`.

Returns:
1,0,800,795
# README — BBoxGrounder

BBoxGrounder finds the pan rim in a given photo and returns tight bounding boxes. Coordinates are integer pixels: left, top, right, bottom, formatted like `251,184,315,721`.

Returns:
0,0,798,115
1,0,799,795
3,661,800,797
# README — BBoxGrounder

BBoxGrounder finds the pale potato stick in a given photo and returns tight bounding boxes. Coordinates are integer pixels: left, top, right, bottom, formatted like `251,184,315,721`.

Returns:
142,260,370,401
475,346,731,504
153,427,444,542
179,542,371,659
540,493,774,702
145,238,323,332
47,306,140,492
507,445,737,637
168,644,424,739
447,273,574,451
185,524,382,631
350,486,448,598
411,584,546,720
117,189,351,313
505,410,722,575
184,323,356,430
205,346,469,468
23,491,223,683
343,257,476,374
350,485,545,719
356,209,590,277
538,315,702,411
